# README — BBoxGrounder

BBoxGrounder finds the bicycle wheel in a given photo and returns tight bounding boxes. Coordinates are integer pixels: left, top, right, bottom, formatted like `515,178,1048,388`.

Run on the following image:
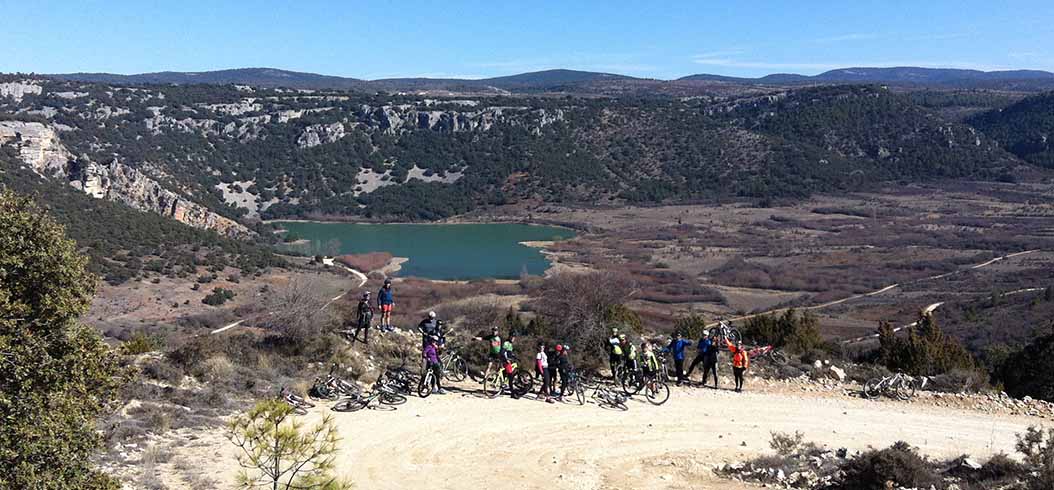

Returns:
621,370,644,395
483,372,503,399
863,378,882,399
645,381,670,406
727,328,741,343
380,391,407,405
447,357,467,382
332,397,369,412
335,379,360,397
512,371,533,398
288,403,308,415
894,378,914,401
418,371,435,398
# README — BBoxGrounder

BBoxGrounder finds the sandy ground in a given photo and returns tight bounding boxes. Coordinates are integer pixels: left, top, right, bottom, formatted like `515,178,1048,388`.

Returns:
157,381,1041,490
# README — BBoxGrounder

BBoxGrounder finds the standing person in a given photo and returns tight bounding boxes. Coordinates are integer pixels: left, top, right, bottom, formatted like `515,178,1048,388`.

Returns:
641,341,659,381
352,292,375,344
423,336,446,395
665,332,693,386
535,343,554,403
417,311,440,348
607,328,623,379
473,327,502,380
621,334,639,373
685,330,711,383
500,334,519,398
553,344,571,401
701,330,721,389
377,278,394,331
726,337,750,392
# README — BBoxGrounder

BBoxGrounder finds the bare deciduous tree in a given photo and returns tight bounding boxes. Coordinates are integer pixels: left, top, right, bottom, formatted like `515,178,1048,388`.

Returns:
531,271,637,363
261,276,336,341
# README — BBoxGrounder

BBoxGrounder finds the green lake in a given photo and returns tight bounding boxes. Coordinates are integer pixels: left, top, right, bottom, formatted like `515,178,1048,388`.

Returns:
277,222,576,280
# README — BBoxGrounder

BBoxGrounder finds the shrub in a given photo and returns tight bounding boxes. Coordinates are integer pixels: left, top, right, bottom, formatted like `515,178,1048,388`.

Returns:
835,441,941,490
878,312,977,377
769,431,805,456
119,331,165,355
202,287,236,306
141,359,184,385
1016,426,1054,490
998,325,1054,402
741,309,824,353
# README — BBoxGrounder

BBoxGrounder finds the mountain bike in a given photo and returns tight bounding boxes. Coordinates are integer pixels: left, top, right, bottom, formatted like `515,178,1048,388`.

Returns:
642,375,670,405
378,365,418,395
619,364,645,395
559,370,587,406
746,344,788,364
440,347,469,382
713,320,742,343
863,372,928,400
333,380,407,411
654,351,672,383
483,362,533,399
279,387,315,415
592,383,628,411
418,364,441,398
309,364,361,400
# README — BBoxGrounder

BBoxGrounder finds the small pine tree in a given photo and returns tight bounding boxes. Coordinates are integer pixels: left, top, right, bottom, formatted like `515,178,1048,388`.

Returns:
227,400,350,490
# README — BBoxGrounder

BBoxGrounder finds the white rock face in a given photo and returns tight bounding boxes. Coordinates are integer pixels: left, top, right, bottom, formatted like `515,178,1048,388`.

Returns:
297,122,346,148
0,121,72,177
0,81,43,101
0,121,249,237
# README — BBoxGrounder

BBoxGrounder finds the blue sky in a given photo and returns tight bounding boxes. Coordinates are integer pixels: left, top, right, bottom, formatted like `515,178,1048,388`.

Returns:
2,0,1052,79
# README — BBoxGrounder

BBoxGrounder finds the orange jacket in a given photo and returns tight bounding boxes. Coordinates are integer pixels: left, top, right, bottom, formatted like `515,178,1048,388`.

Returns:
726,340,750,369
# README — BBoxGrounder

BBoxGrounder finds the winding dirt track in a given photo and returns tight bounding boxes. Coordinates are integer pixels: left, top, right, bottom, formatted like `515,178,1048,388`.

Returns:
203,383,1036,490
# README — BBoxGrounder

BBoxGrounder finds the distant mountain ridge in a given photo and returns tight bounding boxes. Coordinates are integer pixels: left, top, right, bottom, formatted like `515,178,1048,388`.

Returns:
42,66,1054,93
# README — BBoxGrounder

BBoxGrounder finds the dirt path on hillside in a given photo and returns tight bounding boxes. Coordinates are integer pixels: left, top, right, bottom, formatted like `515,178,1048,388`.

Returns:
160,382,1041,490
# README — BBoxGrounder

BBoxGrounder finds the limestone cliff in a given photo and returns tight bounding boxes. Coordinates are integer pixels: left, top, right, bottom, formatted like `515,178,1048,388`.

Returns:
0,120,250,237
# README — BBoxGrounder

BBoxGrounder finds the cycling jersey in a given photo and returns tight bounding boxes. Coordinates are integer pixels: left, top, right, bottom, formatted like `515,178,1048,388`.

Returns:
643,351,659,371
609,337,623,356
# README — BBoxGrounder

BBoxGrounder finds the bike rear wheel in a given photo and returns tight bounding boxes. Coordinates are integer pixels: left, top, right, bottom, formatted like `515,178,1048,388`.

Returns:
645,380,670,405
863,378,882,399
332,397,369,412
380,391,407,405
621,370,644,395
447,357,468,382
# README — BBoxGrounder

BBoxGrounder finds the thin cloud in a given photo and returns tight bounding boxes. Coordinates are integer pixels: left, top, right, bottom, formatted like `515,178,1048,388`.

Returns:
812,33,879,43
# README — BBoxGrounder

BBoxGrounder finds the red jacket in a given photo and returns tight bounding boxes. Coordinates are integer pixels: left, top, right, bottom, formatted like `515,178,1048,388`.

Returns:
726,340,750,369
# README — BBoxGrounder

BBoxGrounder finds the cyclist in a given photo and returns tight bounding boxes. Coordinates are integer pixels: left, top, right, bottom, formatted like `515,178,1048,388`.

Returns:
500,334,519,398
377,278,394,331
417,311,440,347
664,332,693,386
701,330,721,389
607,328,624,379
621,334,639,373
535,342,554,403
552,344,570,400
352,291,375,345
641,341,659,381
685,329,712,383
473,326,503,380
725,337,750,392
423,335,446,395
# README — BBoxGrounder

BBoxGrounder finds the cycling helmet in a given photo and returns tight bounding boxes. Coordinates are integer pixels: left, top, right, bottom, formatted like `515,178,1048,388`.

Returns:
618,333,627,340
428,335,439,343
428,311,436,319
362,292,370,299
383,278,392,286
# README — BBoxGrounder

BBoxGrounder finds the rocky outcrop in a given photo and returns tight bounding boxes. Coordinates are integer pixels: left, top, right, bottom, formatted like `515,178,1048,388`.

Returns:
0,121,249,237
0,121,71,177
355,104,563,134
297,122,346,148
0,81,43,101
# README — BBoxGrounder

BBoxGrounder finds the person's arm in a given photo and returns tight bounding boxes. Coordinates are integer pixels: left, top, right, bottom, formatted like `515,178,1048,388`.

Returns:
726,339,735,352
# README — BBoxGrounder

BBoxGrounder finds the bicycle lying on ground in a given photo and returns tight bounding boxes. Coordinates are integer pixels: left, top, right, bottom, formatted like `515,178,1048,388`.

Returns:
279,387,316,415
332,380,407,412
863,372,928,400
592,382,629,411
483,362,533,399
309,364,361,400
745,344,788,365
378,365,418,395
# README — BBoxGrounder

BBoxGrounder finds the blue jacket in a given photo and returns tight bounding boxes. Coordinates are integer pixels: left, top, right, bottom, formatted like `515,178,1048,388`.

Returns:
377,287,394,305
668,339,692,361
697,338,712,354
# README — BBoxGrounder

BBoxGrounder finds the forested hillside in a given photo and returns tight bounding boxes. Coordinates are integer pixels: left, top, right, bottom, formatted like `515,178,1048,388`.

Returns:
0,76,1038,226
968,91,1054,168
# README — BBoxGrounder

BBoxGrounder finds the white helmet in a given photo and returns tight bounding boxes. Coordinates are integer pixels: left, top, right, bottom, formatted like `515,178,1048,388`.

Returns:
428,311,436,319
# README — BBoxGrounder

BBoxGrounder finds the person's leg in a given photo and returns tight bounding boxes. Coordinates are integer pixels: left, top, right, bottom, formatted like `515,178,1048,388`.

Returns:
674,358,685,384
433,363,443,392
686,354,704,380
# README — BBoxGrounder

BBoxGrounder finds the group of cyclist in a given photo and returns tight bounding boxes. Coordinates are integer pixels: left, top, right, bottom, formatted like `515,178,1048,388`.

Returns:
349,278,751,396
607,327,751,393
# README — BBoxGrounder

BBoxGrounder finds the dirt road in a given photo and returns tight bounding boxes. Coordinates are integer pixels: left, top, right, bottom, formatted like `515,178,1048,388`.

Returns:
166,383,1040,490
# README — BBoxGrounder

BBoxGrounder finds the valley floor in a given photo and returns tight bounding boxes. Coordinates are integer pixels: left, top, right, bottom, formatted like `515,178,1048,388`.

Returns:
147,377,1043,490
